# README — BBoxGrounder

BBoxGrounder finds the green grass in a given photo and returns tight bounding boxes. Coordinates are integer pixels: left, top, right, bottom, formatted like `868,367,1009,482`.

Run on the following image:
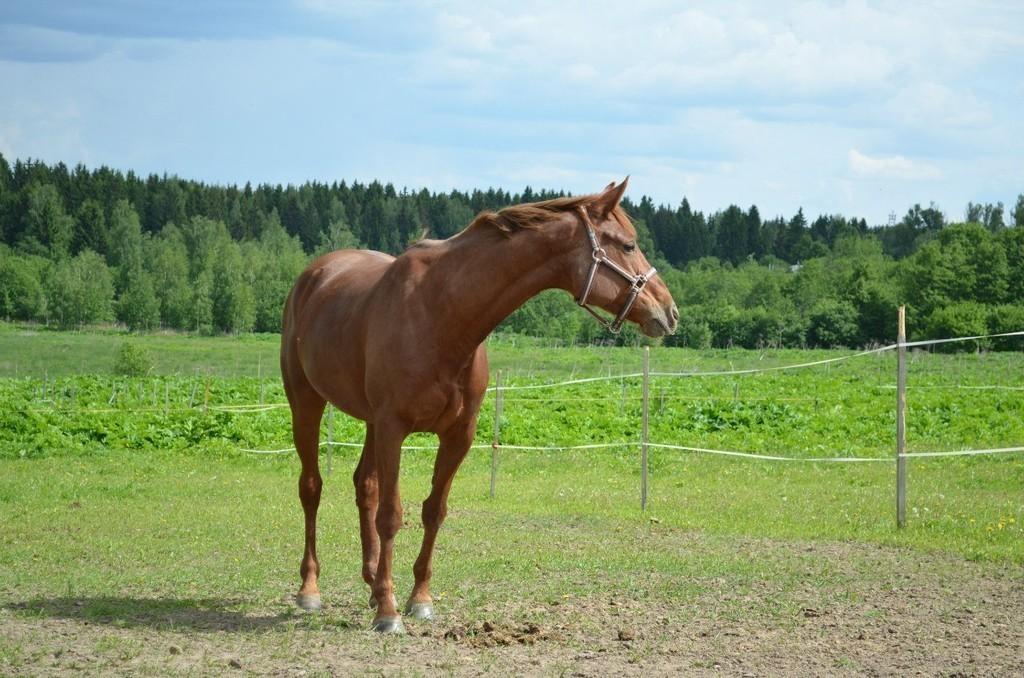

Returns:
0,322,281,378
1,326,1022,674
0,449,1018,597
0,447,1020,655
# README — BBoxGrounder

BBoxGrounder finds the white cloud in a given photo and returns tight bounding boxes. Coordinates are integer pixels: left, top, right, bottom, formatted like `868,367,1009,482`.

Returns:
2,1,1022,225
411,0,1019,107
437,13,494,53
885,81,992,129
848,149,941,181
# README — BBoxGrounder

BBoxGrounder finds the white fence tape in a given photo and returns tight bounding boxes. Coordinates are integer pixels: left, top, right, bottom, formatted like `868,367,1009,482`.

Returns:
903,329,1024,348
645,442,889,462
494,345,898,390
239,439,1024,460
900,446,1024,458
880,384,1024,391
494,373,642,392
649,345,897,378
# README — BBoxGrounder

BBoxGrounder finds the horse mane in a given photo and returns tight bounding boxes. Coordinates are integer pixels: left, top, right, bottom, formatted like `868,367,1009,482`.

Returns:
467,194,633,237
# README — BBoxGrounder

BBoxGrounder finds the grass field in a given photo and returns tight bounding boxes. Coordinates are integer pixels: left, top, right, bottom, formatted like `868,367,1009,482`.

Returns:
1,324,1022,674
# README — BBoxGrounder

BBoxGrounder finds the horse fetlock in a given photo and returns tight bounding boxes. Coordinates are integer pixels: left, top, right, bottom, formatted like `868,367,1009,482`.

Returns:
299,559,320,580
369,591,398,611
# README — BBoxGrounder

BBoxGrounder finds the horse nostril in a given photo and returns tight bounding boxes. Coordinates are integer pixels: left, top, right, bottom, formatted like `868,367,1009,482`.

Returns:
670,304,679,323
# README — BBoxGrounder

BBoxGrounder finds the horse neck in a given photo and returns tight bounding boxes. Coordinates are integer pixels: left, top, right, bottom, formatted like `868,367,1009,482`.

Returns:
429,224,575,353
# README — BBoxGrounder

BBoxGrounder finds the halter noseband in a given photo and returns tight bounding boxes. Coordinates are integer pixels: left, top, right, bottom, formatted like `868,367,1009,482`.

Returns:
575,207,658,334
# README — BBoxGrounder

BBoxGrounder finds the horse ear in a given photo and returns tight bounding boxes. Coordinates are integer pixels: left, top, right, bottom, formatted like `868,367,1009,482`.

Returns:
592,177,629,217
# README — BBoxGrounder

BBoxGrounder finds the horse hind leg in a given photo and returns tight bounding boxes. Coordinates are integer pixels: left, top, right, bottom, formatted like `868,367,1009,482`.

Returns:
288,387,327,612
353,424,383,599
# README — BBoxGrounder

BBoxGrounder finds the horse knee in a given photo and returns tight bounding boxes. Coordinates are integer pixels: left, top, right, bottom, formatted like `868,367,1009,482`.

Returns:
299,473,322,504
375,505,403,540
354,479,378,510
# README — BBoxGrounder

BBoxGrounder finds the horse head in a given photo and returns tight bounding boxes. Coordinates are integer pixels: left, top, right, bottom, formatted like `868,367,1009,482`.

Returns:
571,178,679,338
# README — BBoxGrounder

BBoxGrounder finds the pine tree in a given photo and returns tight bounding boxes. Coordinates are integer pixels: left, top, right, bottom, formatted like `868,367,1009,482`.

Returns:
782,208,808,262
23,182,74,259
745,205,763,259
74,199,107,255
714,205,747,265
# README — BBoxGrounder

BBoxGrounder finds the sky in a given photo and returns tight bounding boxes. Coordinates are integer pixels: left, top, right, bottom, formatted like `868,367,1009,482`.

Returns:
1,0,1022,225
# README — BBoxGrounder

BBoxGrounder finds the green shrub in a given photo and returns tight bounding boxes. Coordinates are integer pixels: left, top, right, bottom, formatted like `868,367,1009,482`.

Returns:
924,302,989,352
987,304,1024,351
666,309,712,349
114,341,154,376
808,300,860,348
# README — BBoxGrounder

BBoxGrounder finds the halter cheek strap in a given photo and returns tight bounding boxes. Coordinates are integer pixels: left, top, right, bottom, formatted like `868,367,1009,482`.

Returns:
575,207,658,334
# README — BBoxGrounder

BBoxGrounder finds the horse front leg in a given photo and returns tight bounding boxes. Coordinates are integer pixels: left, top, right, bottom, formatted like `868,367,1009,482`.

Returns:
369,417,408,633
405,419,475,621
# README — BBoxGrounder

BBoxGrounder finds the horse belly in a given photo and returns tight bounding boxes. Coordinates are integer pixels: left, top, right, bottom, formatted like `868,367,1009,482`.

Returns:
414,390,465,433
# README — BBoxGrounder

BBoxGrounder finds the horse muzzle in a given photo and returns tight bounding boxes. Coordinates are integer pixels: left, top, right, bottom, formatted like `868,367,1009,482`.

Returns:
641,302,679,338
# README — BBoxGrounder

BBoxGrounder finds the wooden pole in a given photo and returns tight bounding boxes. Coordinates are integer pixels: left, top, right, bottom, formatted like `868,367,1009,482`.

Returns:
258,352,264,405
490,371,503,498
896,305,907,528
326,406,334,475
641,347,650,512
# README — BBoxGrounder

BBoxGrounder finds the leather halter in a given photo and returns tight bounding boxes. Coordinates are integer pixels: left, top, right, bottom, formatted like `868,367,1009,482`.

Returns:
575,207,658,334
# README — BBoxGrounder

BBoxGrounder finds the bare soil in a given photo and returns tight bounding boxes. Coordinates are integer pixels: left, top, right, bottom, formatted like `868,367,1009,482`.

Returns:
2,536,1022,677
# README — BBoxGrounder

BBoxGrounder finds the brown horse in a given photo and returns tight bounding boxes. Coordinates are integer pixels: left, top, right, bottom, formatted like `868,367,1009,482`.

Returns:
280,178,678,633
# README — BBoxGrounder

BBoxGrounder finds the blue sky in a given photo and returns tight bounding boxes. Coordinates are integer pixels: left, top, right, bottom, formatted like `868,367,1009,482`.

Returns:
1,0,1022,224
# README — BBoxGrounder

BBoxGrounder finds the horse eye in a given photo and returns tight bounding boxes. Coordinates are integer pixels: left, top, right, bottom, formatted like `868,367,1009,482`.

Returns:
623,242,636,253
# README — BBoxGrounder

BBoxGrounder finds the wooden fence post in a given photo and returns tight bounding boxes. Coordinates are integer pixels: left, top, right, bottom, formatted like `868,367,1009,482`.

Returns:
641,346,650,512
326,406,334,475
490,371,503,498
896,305,907,528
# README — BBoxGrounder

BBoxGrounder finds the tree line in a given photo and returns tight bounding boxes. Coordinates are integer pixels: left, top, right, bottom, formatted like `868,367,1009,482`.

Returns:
1,154,1022,348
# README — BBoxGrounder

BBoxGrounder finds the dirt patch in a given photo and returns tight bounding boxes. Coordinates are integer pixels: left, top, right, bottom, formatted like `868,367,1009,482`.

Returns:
2,536,1022,676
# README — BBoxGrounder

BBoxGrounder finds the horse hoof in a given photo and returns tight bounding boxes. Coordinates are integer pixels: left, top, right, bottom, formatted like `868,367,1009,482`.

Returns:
371,617,406,634
295,593,322,611
404,601,435,621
